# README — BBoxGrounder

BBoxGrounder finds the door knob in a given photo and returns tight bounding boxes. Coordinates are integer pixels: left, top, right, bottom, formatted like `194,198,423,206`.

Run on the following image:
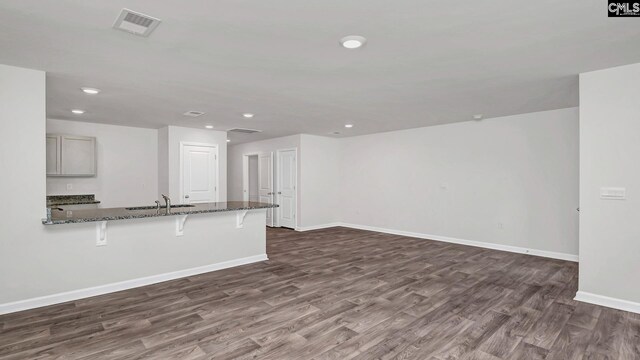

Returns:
185,195,190,198
278,192,282,195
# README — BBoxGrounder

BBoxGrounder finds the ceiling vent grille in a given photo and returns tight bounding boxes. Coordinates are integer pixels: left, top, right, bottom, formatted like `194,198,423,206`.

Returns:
183,111,205,117
228,128,263,134
113,8,161,37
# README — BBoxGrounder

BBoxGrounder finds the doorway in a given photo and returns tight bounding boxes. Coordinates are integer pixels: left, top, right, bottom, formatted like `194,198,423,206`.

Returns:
242,148,297,229
244,152,274,226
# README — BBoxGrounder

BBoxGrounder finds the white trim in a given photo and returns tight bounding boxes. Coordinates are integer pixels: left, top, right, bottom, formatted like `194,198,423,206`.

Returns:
179,141,220,204
575,291,640,314
338,222,579,262
259,151,275,227
296,223,342,232
0,254,268,315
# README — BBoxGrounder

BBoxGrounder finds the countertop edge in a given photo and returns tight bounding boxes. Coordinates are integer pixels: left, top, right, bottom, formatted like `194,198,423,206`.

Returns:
42,204,278,225
47,201,102,206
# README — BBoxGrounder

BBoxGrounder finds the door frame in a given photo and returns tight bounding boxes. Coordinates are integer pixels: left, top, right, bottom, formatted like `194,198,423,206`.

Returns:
258,151,275,227
179,142,219,204
242,152,261,202
275,148,298,229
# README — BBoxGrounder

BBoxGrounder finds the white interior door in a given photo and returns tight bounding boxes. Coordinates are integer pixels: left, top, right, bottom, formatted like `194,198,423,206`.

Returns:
182,144,217,204
277,149,297,229
258,152,274,227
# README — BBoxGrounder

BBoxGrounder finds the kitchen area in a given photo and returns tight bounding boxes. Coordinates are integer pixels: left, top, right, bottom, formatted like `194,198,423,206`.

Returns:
0,64,276,314
43,118,275,231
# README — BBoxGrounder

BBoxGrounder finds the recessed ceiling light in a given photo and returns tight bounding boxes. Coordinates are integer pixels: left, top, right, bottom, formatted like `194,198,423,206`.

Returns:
81,87,101,95
226,139,231,142
71,109,85,114
345,124,354,128
205,125,214,129
473,114,483,120
340,35,367,49
242,113,254,118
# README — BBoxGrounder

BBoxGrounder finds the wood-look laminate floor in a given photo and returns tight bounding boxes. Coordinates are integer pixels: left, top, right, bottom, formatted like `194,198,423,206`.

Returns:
1,227,639,360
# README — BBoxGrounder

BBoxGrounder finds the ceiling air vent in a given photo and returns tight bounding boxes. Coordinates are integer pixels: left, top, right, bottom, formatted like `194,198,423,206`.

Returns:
183,110,205,117
113,8,161,37
228,128,263,134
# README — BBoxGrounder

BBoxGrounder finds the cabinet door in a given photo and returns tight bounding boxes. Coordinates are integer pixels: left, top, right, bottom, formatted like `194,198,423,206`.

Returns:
46,135,61,175
61,135,96,176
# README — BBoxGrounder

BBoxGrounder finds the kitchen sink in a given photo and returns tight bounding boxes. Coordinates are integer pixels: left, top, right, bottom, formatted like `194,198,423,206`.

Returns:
126,204,196,210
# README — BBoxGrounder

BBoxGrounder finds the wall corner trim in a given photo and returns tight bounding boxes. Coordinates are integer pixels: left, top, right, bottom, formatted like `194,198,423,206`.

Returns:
0,254,268,315
575,291,640,314
336,222,579,262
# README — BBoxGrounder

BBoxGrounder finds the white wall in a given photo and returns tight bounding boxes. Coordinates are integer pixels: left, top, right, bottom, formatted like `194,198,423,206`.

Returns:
159,126,228,203
339,108,579,257
299,135,341,228
0,65,47,286
46,119,158,207
578,63,640,307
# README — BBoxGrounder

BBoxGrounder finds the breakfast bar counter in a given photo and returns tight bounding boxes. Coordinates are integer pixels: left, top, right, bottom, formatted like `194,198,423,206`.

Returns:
27,200,276,312
43,201,277,225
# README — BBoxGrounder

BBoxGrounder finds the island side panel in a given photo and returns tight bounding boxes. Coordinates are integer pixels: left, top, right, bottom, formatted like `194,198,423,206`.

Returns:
1,209,267,309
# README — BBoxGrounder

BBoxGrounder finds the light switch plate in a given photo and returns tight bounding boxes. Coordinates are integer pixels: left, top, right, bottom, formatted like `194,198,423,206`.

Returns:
66,183,72,190
600,187,626,200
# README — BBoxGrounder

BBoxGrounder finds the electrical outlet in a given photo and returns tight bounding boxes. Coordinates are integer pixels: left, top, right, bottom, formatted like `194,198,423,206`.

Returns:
66,184,73,190
497,223,504,230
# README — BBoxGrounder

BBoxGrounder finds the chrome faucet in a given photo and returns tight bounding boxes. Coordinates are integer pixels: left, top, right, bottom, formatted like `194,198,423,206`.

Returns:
161,194,171,212
154,200,161,211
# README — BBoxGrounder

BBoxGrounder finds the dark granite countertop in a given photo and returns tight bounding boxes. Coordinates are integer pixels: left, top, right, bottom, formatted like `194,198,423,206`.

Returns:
43,201,278,225
47,194,101,206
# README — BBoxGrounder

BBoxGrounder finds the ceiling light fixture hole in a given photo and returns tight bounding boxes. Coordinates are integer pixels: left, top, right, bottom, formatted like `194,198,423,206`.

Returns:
340,35,367,49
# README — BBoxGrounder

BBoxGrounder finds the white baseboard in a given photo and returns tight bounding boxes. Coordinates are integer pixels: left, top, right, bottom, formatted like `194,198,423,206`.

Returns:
296,223,342,232
339,223,579,262
0,254,268,315
575,291,640,314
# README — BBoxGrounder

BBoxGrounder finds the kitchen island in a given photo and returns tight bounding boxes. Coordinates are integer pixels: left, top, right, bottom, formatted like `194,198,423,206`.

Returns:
2,201,278,314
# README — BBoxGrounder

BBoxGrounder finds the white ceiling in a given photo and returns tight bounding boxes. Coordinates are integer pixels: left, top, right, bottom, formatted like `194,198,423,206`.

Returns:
1,1,639,143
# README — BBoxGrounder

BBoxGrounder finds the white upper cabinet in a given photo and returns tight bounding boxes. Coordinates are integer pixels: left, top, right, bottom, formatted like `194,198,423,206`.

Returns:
46,135,61,175
46,134,96,177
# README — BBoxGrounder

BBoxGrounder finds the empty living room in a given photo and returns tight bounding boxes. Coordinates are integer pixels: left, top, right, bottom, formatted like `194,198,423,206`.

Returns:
1,1,640,359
